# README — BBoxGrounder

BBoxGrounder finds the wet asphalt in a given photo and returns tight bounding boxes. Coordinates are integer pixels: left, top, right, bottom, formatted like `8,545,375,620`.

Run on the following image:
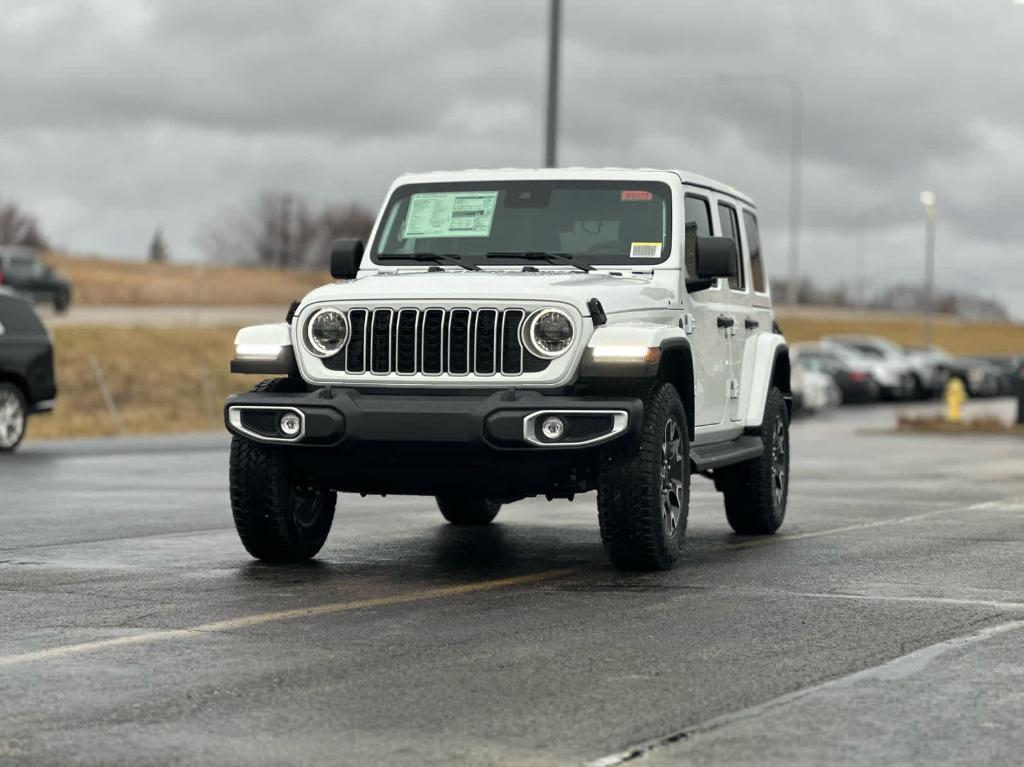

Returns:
1,401,1023,766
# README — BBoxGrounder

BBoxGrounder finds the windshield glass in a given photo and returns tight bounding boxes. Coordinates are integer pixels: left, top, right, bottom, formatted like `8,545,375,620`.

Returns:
370,180,672,268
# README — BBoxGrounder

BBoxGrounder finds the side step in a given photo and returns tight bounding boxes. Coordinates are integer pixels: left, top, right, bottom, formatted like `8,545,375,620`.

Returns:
690,436,763,472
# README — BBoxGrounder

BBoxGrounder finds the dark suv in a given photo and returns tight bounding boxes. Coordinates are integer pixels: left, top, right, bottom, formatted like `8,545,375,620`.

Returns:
0,246,72,313
0,288,56,451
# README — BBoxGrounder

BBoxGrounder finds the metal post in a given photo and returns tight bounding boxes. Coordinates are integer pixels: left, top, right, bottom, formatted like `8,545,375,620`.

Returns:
544,0,561,168
921,193,937,347
785,81,803,306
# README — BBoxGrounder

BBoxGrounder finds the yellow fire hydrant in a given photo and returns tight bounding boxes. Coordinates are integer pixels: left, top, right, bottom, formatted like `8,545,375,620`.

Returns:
945,377,967,424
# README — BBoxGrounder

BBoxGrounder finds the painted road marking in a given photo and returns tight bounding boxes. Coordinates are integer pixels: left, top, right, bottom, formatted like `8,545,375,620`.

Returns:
0,568,577,668
586,618,1024,767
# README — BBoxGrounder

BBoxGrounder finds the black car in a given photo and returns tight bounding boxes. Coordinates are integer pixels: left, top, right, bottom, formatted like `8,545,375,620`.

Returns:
0,288,56,451
975,355,1024,396
0,245,72,313
792,345,880,404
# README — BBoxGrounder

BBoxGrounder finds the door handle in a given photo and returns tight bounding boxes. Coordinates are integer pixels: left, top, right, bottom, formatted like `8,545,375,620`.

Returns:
745,318,760,330
717,315,735,329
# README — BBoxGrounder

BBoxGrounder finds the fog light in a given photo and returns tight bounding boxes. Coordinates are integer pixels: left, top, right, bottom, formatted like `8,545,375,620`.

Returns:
541,416,565,441
278,412,302,437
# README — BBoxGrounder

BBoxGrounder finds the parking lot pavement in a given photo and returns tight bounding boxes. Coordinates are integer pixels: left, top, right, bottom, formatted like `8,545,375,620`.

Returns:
1,402,1022,766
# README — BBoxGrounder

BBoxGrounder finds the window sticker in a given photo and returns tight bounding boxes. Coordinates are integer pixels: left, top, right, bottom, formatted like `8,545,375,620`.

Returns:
402,191,499,238
621,190,653,202
629,242,662,258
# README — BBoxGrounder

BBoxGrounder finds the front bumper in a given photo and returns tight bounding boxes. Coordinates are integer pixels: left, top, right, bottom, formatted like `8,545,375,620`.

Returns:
224,387,643,452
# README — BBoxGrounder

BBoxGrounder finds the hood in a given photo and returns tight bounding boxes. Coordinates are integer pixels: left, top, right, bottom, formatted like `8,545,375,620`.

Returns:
300,269,676,316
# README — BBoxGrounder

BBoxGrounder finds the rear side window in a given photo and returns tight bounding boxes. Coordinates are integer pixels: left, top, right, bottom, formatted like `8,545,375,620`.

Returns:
743,211,767,293
0,296,45,334
717,203,744,291
683,195,711,279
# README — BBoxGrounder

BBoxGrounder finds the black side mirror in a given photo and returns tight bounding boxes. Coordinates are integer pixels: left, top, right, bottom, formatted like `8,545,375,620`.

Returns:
330,239,364,280
695,236,738,280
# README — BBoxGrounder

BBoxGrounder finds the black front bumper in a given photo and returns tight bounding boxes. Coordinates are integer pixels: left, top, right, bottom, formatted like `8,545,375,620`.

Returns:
224,387,643,452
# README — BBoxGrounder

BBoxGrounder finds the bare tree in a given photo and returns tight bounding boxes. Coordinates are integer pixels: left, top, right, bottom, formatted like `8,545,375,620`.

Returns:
0,201,48,248
306,203,375,268
199,192,373,268
147,226,169,263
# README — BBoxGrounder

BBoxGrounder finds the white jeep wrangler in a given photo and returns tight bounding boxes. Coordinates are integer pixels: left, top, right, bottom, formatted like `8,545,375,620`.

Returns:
225,168,791,571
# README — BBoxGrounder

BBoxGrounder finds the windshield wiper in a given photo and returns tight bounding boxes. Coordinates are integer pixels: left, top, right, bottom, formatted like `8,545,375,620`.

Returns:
485,251,593,272
376,252,480,272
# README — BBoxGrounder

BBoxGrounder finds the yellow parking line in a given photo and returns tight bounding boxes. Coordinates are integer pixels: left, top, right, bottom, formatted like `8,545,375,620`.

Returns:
0,568,578,668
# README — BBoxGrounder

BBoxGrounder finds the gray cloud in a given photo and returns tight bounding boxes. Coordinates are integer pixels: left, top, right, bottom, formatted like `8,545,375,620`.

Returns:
1,0,1023,313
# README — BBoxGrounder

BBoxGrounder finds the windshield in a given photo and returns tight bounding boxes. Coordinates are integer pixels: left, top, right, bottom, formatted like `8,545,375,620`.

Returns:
370,180,672,268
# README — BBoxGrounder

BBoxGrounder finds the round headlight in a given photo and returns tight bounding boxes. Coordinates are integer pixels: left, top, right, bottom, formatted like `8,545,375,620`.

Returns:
524,308,575,359
305,307,349,357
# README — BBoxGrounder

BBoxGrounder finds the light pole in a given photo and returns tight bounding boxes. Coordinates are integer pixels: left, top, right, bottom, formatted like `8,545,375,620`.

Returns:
544,0,562,168
920,190,937,347
715,75,803,305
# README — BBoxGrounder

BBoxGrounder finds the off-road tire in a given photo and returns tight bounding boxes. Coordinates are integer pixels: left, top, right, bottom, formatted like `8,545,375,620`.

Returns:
0,382,28,452
717,387,789,535
54,291,70,313
229,378,336,562
597,381,690,571
436,495,501,525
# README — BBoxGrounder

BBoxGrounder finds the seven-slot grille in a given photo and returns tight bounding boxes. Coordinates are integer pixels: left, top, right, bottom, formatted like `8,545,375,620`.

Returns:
320,307,552,376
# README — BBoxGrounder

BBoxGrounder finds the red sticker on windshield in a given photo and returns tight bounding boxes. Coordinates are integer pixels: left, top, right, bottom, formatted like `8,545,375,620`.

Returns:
621,190,653,201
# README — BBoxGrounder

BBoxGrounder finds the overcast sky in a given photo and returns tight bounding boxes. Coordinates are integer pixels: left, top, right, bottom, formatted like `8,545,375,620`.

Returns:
2,0,1023,312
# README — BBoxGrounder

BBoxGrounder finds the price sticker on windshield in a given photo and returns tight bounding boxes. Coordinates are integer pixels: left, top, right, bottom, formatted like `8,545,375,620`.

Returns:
629,242,662,258
402,191,498,238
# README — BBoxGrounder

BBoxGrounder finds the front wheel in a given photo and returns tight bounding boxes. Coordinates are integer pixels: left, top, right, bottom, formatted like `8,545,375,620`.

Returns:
229,437,336,561
436,495,501,525
597,382,690,571
717,387,790,535
0,383,28,452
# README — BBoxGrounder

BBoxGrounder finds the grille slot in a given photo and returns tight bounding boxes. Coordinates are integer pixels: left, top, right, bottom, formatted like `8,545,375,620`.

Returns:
320,307,552,377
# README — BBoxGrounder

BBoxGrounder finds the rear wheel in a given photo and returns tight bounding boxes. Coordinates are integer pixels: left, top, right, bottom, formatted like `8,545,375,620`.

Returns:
436,495,501,525
228,378,335,561
717,387,789,535
597,382,690,571
0,383,28,452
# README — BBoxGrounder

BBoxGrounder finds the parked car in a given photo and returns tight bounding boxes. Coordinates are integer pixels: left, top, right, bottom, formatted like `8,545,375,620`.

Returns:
791,343,880,404
0,287,56,451
819,339,915,400
823,335,940,399
791,364,840,414
0,245,72,313
974,355,1024,396
224,167,794,572
902,345,954,396
949,357,1002,398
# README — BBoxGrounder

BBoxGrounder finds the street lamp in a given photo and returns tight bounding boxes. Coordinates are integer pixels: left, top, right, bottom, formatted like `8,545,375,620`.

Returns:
715,75,803,306
544,0,562,168
919,190,937,347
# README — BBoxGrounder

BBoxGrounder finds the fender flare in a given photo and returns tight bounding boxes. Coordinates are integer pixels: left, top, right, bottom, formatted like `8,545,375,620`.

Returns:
738,333,791,429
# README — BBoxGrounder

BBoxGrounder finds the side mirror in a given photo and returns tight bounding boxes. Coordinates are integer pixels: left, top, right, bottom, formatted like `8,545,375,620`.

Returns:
330,239,364,280
695,236,738,280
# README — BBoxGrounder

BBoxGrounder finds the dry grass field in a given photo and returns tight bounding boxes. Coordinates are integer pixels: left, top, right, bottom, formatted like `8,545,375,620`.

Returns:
775,309,1024,356
44,252,323,306
26,326,249,440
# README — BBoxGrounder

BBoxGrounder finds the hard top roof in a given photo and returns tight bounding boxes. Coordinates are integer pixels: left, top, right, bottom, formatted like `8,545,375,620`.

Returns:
390,167,755,207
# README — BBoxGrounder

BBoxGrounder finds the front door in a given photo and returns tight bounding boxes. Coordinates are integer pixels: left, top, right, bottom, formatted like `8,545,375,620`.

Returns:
683,193,730,427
